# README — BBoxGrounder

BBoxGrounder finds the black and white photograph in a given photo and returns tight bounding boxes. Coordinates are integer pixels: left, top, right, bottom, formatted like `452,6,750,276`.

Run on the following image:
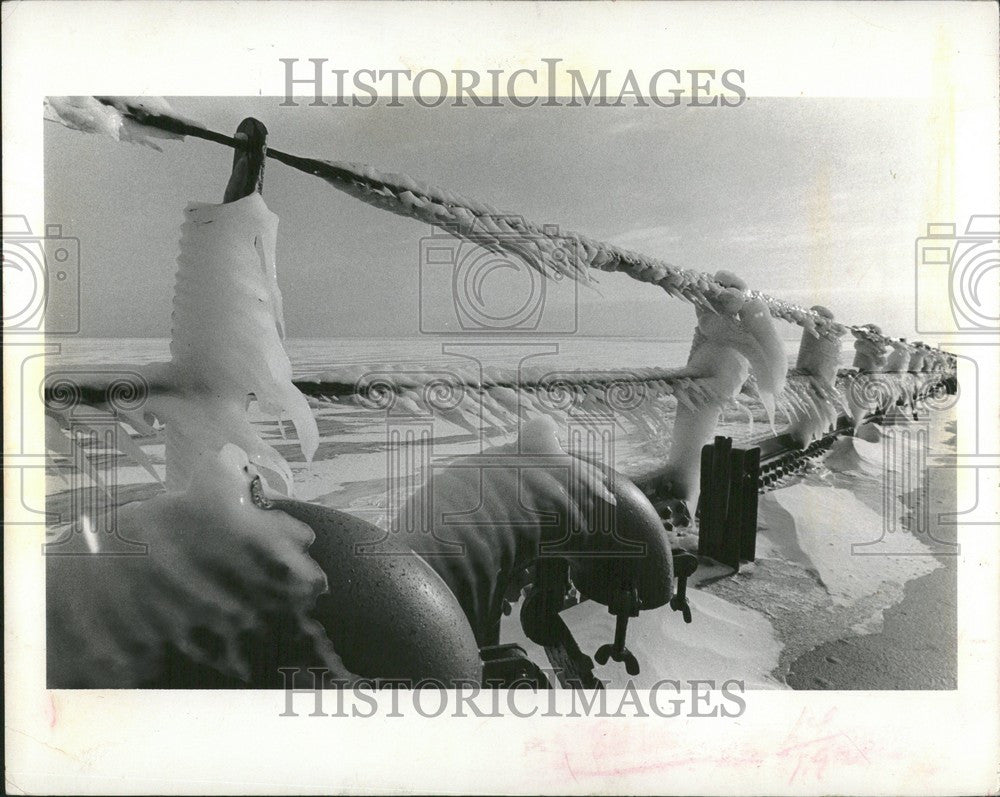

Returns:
4,2,998,794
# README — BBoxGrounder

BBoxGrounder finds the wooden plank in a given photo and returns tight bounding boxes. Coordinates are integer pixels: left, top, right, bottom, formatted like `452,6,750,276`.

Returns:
741,447,761,561
698,436,732,562
696,443,715,557
712,436,733,562
721,447,745,570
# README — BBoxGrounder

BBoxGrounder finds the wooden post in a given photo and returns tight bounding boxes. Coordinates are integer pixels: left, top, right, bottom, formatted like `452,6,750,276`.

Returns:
697,436,761,571
223,118,267,202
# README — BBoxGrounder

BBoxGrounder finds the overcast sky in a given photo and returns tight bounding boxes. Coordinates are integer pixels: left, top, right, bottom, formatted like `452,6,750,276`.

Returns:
45,96,941,340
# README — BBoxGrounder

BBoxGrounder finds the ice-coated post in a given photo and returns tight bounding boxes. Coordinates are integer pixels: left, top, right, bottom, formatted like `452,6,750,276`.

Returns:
165,119,270,490
908,341,928,373
846,323,894,428
789,305,843,447
795,306,842,380
163,117,318,496
851,324,888,372
885,338,914,372
910,342,929,406
658,271,751,508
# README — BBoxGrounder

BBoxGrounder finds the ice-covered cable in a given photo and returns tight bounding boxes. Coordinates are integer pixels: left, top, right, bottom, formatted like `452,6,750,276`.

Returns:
42,96,952,355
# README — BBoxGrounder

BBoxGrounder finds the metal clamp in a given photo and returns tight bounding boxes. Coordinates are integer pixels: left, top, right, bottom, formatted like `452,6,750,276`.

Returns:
594,584,641,676
670,550,697,624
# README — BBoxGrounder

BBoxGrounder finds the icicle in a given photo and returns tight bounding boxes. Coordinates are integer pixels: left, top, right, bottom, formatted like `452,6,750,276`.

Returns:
159,193,318,494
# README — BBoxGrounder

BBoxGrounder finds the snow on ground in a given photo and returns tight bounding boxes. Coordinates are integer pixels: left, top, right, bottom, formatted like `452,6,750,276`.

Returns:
501,587,786,690
759,482,940,606
826,431,887,475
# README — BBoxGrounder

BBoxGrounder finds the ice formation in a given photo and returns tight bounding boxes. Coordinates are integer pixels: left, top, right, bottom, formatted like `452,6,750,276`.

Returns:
907,344,928,373
43,96,197,152
851,324,889,372
42,96,851,342
795,306,842,383
48,194,328,687
311,362,721,443
157,193,318,493
394,416,678,645
847,325,894,428
659,270,786,503
47,446,352,687
788,305,844,446
406,414,617,527
290,154,850,340
885,338,915,372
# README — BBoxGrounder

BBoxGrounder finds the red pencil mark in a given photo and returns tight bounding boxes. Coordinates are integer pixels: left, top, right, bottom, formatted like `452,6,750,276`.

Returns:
563,750,578,784
777,707,872,785
527,706,874,786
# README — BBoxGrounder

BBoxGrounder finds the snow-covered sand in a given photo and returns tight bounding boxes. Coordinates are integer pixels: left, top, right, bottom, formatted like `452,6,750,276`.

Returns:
502,587,786,690
759,483,940,606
